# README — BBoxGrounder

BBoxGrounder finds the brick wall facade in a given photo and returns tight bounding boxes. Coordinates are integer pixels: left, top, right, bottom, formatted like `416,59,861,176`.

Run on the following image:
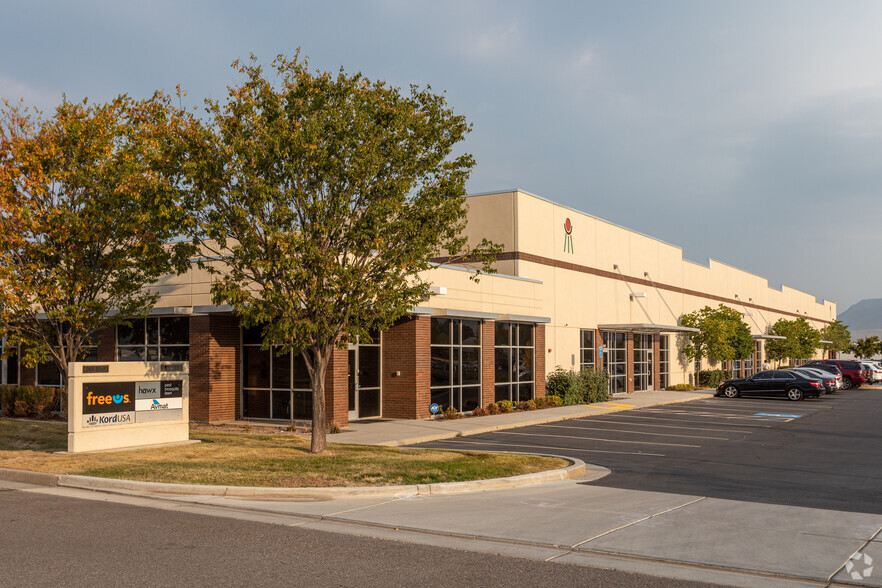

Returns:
189,314,239,422
324,346,349,428
96,327,116,362
381,316,431,419
535,323,546,398
481,320,495,407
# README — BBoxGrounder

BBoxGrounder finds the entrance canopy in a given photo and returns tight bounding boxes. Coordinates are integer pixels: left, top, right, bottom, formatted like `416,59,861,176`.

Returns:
753,334,786,340
597,323,700,333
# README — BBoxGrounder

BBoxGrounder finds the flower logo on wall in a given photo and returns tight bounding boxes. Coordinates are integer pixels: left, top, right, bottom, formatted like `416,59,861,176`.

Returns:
564,218,574,254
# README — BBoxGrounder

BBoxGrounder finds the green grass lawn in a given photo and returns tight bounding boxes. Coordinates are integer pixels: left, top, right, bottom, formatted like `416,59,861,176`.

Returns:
0,419,566,487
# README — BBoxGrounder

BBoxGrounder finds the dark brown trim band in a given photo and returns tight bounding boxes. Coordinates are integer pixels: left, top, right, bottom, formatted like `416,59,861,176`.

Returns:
435,252,833,325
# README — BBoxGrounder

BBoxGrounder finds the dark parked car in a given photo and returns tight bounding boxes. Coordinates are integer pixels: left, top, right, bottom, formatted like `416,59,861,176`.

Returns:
805,360,866,389
715,369,824,401
789,367,838,393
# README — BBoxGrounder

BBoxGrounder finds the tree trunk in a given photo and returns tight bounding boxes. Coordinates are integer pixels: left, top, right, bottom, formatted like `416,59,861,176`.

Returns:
309,344,331,454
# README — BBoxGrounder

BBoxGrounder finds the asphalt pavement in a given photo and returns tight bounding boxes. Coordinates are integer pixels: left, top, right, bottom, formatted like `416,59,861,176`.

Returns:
2,386,881,587
416,388,882,514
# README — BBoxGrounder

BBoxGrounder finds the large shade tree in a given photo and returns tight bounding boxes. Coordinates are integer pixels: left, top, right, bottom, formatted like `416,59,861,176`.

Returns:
819,319,852,358
187,54,497,453
849,336,880,359
0,95,194,391
765,318,821,363
680,305,754,367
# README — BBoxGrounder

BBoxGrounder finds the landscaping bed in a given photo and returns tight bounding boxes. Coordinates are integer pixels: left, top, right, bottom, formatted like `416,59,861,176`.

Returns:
0,418,566,488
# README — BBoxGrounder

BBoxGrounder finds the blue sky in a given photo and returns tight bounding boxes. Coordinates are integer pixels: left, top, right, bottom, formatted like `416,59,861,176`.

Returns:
4,1,882,311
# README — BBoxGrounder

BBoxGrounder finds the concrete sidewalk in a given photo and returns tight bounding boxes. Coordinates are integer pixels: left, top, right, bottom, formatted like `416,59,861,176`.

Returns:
327,388,714,446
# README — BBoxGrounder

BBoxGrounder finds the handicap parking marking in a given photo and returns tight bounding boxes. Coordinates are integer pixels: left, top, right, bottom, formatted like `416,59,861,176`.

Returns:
594,402,635,410
754,412,804,419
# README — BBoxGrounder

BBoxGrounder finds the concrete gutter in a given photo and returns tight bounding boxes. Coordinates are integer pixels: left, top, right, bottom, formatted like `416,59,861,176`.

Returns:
0,456,604,499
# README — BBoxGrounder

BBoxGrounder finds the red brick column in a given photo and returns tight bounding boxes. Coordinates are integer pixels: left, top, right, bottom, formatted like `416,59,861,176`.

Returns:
96,326,116,362
381,315,431,419
652,334,661,391
324,346,349,429
535,324,546,399
189,313,240,422
626,332,635,393
481,321,495,408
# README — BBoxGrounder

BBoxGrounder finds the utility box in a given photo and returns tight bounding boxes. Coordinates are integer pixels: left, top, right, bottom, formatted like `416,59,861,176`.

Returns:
67,362,189,453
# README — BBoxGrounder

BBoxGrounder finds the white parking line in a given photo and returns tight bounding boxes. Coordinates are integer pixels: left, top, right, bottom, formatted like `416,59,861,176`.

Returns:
535,423,729,440
491,430,701,448
435,437,666,457
638,408,796,421
588,413,775,428
573,417,755,434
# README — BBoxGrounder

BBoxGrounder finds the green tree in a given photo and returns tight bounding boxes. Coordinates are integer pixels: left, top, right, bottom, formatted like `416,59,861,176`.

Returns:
186,54,498,453
849,336,879,359
680,305,754,365
765,318,821,363
819,319,852,358
0,95,194,390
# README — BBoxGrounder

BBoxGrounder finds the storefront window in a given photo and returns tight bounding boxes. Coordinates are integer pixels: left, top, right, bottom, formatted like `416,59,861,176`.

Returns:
633,333,652,391
241,324,312,420
659,335,669,389
580,330,595,370
495,322,534,403
118,317,189,361
602,331,627,394
431,318,481,412
1,340,18,385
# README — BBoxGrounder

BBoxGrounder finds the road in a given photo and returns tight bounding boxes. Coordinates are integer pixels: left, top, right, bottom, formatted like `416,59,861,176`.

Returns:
0,481,720,587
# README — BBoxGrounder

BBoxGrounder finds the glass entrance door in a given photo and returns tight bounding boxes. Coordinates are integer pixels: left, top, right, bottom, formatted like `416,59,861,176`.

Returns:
634,333,653,391
348,337,381,420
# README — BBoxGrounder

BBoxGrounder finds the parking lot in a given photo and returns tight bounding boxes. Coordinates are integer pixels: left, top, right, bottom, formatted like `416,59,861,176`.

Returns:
415,387,882,514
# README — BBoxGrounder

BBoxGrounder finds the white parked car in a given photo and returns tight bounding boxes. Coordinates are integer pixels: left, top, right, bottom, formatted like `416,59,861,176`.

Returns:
861,362,882,384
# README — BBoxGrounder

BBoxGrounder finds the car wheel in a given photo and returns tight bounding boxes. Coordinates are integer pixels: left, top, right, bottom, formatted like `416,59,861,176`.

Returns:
787,387,804,401
841,377,852,390
723,385,739,398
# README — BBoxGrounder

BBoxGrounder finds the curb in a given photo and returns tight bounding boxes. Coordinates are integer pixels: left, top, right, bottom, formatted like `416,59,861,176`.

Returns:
0,456,599,499
375,392,716,447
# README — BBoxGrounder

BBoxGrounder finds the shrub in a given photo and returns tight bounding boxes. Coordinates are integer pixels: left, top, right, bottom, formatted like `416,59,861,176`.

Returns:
698,369,731,388
472,406,487,417
442,406,462,420
0,386,62,419
518,399,537,411
545,395,563,407
485,402,500,415
495,400,514,413
666,383,696,391
545,367,584,406
580,368,610,403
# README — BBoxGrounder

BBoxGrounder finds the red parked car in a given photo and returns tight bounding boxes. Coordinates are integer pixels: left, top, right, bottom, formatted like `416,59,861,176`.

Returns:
805,359,866,389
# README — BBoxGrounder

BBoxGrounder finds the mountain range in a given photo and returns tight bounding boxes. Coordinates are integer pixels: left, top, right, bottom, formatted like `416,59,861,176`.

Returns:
838,299,882,339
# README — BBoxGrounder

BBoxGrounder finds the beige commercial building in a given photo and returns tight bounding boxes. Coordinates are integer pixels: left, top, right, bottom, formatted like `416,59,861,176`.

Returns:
7,189,836,427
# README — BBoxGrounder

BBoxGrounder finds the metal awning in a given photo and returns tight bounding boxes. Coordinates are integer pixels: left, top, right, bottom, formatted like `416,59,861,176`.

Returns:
597,323,700,333
753,334,786,340
819,340,833,345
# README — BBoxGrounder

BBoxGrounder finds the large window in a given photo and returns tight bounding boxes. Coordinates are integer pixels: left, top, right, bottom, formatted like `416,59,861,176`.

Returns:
241,325,312,420
1,340,18,385
431,318,481,412
495,322,534,403
580,330,595,370
602,331,627,394
118,317,189,361
634,333,652,391
659,335,669,389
